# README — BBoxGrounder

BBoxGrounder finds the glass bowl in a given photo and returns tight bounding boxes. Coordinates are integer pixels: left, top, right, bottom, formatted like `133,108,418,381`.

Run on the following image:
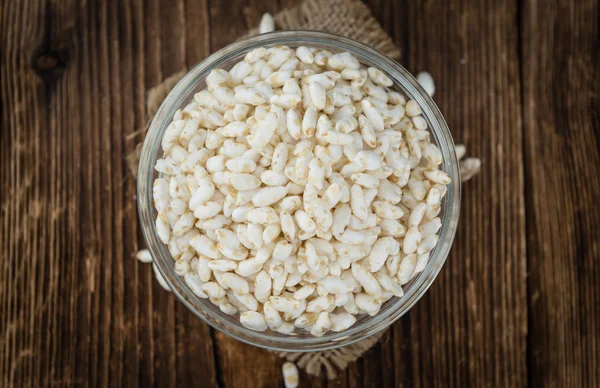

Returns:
137,31,461,352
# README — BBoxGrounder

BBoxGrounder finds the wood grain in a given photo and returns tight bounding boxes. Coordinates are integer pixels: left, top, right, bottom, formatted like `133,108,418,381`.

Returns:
521,0,600,386
364,1,529,387
0,0,598,387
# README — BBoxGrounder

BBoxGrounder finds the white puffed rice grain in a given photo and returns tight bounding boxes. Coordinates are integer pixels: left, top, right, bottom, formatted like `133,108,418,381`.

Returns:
240,311,268,331
460,157,482,182
152,264,171,291
416,71,435,97
258,13,275,34
136,249,153,263
282,362,299,388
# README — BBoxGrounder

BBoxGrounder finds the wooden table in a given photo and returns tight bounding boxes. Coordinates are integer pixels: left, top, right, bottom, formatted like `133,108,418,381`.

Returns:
1,0,598,386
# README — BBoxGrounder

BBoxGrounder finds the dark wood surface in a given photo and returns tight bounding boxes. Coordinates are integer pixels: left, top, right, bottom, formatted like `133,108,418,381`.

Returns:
1,0,598,386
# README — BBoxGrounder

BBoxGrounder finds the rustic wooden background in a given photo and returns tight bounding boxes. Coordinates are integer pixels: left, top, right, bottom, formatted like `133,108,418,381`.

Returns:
1,0,599,386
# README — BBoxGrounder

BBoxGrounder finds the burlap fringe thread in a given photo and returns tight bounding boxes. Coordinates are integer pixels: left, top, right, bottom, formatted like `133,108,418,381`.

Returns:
278,329,386,379
128,0,399,379
244,0,400,60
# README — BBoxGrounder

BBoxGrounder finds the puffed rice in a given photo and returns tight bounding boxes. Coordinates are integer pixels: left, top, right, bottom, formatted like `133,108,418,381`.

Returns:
152,45,452,337
416,71,435,97
136,249,153,263
282,362,299,388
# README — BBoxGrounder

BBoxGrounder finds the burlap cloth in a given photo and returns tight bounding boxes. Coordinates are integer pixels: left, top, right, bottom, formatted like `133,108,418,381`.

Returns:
129,0,399,379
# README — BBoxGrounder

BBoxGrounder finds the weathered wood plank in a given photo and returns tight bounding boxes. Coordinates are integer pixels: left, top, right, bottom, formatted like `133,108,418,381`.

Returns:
374,0,528,387
0,1,219,387
145,1,219,387
0,1,83,386
521,0,600,386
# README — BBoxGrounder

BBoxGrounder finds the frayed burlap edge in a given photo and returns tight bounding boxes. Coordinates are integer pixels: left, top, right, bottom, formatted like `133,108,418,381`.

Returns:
244,0,400,60
127,0,402,379
278,329,386,379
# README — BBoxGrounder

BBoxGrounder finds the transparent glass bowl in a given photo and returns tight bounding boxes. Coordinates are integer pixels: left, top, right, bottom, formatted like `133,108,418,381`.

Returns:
137,31,461,352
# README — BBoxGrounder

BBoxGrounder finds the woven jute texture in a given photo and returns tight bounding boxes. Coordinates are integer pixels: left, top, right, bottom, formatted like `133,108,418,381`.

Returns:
244,0,400,60
278,329,387,378
129,0,399,379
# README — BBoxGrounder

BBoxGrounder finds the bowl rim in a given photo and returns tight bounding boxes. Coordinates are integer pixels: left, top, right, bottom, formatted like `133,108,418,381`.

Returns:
137,30,461,352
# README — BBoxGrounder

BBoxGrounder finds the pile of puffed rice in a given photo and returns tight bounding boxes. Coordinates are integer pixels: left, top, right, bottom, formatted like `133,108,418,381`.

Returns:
151,45,450,337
